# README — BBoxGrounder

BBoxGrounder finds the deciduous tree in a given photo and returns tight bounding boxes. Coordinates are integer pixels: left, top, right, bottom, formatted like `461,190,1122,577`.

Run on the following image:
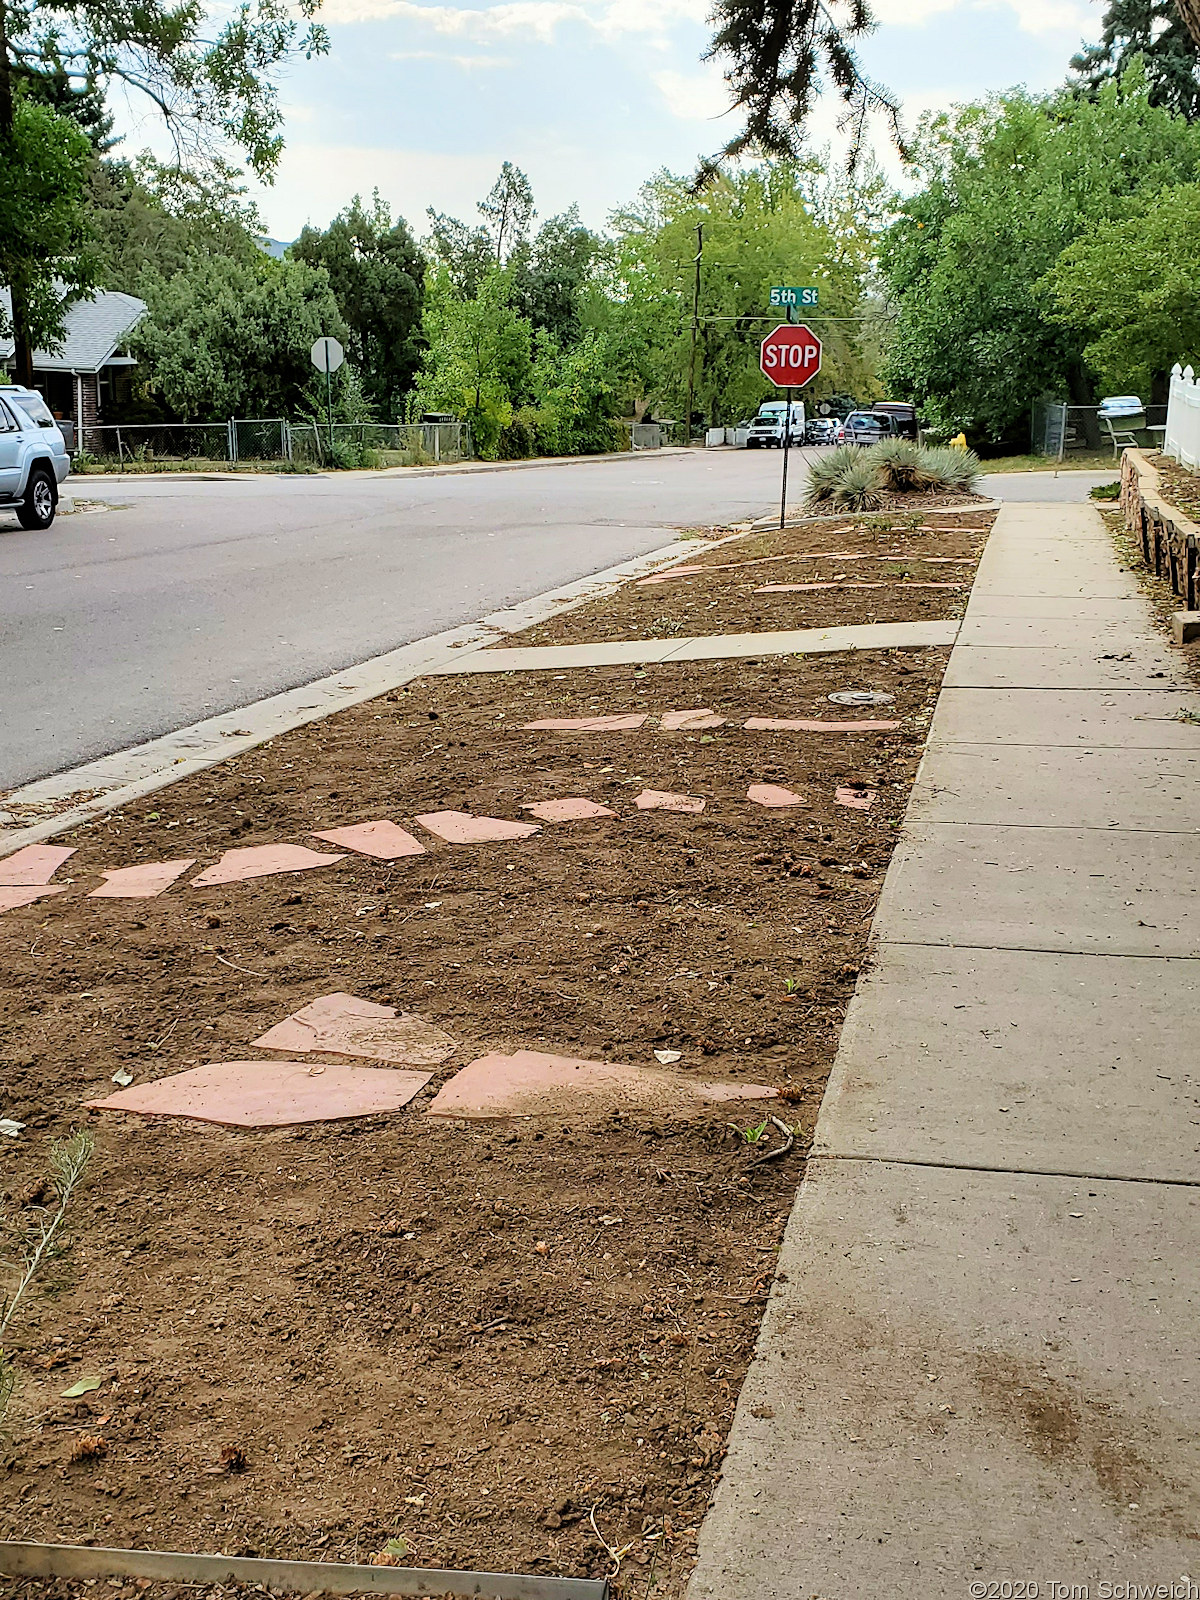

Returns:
291,193,425,418
0,0,327,380
0,99,96,369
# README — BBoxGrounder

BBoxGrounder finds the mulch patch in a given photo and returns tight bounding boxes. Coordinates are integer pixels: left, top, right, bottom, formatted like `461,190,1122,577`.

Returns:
0,505,986,1597
510,502,995,646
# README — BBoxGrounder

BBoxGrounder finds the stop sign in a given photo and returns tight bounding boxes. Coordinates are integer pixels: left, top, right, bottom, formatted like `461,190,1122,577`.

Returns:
760,323,822,387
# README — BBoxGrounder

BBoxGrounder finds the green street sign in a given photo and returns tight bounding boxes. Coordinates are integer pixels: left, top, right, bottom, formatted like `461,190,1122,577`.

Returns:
770,285,819,308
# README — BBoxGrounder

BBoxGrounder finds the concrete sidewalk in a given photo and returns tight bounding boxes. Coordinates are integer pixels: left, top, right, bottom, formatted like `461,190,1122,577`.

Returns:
689,501,1200,1598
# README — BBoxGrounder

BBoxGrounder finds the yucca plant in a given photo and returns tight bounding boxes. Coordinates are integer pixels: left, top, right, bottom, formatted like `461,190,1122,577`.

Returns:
830,454,885,511
804,445,861,503
866,439,935,493
919,445,982,493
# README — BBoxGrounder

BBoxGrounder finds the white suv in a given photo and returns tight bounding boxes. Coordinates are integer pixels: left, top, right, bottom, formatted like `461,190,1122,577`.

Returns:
0,385,71,529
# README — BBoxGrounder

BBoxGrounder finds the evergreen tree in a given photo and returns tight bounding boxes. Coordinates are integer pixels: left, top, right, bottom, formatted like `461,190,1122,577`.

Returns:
1072,0,1200,120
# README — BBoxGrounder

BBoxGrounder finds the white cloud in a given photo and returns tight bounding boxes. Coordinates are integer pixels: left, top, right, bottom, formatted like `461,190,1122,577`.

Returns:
876,0,1090,34
998,0,1090,35
244,142,506,236
653,66,733,124
390,46,512,64
873,0,961,23
323,0,706,42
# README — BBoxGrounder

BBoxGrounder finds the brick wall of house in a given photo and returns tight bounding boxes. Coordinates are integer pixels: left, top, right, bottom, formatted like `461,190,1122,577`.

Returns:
77,372,100,451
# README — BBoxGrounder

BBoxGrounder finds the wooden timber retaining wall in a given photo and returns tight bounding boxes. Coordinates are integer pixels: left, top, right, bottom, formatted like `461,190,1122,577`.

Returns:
1121,448,1200,610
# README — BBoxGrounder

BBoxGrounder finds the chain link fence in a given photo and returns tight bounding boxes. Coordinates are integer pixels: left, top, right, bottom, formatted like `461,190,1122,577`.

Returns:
74,418,474,469
79,422,232,465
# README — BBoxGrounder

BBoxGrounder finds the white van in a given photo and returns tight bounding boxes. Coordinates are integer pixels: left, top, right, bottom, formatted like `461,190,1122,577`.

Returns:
746,399,805,449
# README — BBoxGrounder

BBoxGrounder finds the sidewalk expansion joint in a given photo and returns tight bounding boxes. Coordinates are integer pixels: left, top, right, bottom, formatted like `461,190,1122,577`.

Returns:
908,817,1200,835
815,1151,1200,1189
879,937,1200,961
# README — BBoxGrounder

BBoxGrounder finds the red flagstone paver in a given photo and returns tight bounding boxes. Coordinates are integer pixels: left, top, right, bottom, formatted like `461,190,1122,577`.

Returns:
747,784,808,808
89,859,196,900
426,1049,777,1120
0,844,75,886
744,717,900,732
635,789,705,814
757,580,965,593
87,1059,431,1128
415,810,541,844
311,820,427,859
521,798,616,822
634,565,707,585
0,885,69,914
523,714,649,732
660,709,727,731
835,785,877,811
253,992,456,1067
756,581,886,593
190,844,347,887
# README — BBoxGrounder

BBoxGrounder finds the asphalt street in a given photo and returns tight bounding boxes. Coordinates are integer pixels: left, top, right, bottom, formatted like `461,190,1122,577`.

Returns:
0,452,1114,790
1,449,798,788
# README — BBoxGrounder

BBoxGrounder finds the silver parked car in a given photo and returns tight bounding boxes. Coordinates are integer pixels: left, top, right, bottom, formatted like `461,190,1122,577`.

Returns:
0,386,71,528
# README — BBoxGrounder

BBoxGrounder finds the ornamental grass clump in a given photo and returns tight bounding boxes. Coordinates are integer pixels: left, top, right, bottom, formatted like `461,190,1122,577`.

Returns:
828,454,884,511
804,444,860,503
868,438,936,493
919,444,982,493
805,439,982,507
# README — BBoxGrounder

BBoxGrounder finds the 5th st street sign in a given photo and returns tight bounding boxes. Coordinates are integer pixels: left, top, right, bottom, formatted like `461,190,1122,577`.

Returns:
769,285,819,308
759,322,822,387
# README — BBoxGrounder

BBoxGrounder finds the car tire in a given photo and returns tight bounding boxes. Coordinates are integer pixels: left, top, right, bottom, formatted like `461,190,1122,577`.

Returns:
17,465,56,530
747,439,758,449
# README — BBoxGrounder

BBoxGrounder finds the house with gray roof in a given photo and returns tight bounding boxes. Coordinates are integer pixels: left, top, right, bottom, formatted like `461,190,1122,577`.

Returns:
1,288,147,449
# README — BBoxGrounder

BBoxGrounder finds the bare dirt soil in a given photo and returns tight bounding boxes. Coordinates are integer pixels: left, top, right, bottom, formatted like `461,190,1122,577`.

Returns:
510,504,992,646
0,499,994,1600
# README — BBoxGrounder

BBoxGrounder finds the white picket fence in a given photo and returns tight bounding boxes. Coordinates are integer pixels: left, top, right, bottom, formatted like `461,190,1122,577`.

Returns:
1165,363,1200,470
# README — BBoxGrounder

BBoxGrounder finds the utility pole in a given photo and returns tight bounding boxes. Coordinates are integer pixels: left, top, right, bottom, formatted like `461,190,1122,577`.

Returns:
685,222,702,446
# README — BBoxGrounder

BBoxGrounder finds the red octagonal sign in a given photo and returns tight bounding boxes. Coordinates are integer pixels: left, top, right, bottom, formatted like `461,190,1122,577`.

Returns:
760,322,822,388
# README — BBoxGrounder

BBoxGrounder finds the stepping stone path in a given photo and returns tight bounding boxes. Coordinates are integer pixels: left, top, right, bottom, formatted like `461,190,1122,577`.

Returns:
0,844,75,885
521,798,616,822
88,859,196,899
748,784,807,808
311,819,427,858
835,785,877,810
0,885,67,912
191,844,346,886
635,789,706,814
88,1059,432,1128
523,714,649,731
744,717,900,732
253,992,456,1068
660,708,727,730
414,810,541,843
426,1049,777,1120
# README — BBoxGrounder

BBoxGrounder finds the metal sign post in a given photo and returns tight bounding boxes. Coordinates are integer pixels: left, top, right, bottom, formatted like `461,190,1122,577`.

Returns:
759,316,822,530
310,336,345,456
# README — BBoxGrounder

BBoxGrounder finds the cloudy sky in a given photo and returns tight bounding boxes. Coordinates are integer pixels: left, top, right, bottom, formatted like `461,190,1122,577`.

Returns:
184,0,1103,240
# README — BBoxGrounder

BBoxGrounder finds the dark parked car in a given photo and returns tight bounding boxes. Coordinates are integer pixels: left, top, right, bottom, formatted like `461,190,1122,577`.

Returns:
805,417,839,444
843,411,895,447
871,401,921,440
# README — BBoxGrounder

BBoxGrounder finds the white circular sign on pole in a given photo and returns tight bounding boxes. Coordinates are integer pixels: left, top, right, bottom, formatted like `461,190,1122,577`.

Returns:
311,336,344,373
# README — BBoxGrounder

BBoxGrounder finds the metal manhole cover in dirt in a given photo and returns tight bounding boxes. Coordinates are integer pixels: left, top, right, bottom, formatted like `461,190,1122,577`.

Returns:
828,690,896,707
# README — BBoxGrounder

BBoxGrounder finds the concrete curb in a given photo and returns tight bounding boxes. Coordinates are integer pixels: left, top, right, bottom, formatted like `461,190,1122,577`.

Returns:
64,448,694,489
0,528,752,859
